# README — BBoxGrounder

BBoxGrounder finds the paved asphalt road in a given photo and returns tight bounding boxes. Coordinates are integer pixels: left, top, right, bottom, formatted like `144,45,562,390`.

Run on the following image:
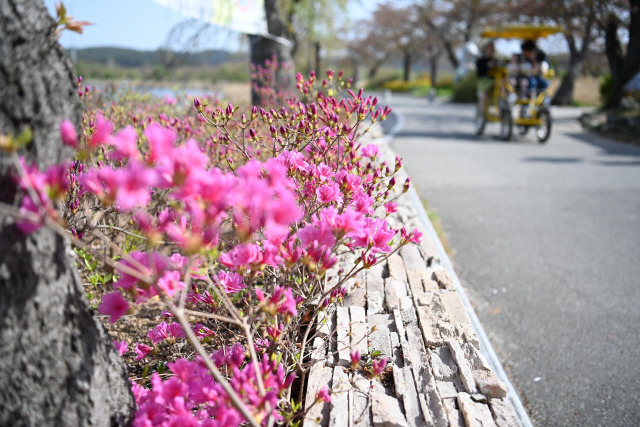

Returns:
383,94,640,426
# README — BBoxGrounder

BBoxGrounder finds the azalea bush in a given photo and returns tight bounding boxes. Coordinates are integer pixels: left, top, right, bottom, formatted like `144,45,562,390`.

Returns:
2,69,421,426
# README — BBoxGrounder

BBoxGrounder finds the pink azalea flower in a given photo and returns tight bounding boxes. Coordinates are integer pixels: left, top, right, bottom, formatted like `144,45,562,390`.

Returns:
89,114,113,148
278,288,298,316
361,143,379,158
108,125,140,162
157,270,184,298
98,292,129,324
60,120,78,148
145,123,176,165
219,243,262,269
134,343,153,361
168,322,185,339
113,161,156,210
372,358,388,376
385,201,398,214
410,228,423,243
350,351,361,369
316,385,331,403
316,182,343,204
148,322,169,345
112,340,128,356
16,195,44,234
216,270,246,293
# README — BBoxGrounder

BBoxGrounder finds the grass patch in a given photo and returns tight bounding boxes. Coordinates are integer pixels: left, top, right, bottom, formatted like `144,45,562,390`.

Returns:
420,199,453,258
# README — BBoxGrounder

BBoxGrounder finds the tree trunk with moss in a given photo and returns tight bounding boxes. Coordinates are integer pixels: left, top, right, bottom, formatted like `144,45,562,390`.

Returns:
0,1,134,426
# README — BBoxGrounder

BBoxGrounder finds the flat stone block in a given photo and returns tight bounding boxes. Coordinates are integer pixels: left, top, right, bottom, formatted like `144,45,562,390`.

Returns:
387,254,407,281
311,337,326,361
447,340,478,394
489,398,520,427
371,392,408,427
432,269,455,290
457,392,497,427
366,264,384,284
429,346,458,381
384,280,400,312
351,322,369,356
329,367,350,426
345,285,367,307
336,306,351,366
351,373,372,426
402,317,429,367
415,306,444,347
350,306,367,324
472,370,507,399
304,365,333,426
436,380,458,399
400,243,427,273
414,366,448,427
317,310,332,337
442,397,465,427
402,367,427,426
368,314,394,359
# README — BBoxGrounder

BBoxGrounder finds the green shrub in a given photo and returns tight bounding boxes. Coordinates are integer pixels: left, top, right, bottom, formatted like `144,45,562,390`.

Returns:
600,73,612,105
451,73,478,103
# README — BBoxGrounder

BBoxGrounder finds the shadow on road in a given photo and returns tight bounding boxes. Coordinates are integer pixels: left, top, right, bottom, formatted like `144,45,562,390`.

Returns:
522,156,583,163
566,132,640,157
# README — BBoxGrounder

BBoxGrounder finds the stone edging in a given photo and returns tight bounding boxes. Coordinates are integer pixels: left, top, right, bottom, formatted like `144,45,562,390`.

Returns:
302,125,528,426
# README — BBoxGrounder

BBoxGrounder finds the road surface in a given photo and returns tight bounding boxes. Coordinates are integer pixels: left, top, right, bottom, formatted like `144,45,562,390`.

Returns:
384,94,640,426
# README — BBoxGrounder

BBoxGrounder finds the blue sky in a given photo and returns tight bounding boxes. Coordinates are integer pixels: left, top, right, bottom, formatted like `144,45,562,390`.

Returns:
43,0,381,51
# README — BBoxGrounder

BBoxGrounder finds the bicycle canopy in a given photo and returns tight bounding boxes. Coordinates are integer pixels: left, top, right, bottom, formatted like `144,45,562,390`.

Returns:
481,25,563,40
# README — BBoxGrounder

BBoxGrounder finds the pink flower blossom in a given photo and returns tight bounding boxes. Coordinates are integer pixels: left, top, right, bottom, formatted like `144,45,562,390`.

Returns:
219,243,262,269
113,161,156,210
157,270,184,298
145,123,176,165
89,114,113,147
98,292,129,324
316,182,343,204
60,120,78,148
148,322,170,345
216,270,246,293
372,357,388,376
112,340,128,356
316,385,332,403
361,143,379,158
134,343,153,361
108,125,140,162
385,201,398,214
350,351,361,369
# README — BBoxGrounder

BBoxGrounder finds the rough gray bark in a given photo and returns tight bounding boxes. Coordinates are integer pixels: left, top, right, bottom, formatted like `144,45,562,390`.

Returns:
0,1,134,426
603,0,640,109
249,0,295,106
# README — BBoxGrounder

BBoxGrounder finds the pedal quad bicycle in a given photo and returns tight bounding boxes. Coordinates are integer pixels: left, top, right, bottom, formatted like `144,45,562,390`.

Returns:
474,25,563,143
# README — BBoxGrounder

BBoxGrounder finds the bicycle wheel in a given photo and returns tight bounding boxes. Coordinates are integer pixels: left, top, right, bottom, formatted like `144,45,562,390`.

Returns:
500,109,513,141
536,110,552,143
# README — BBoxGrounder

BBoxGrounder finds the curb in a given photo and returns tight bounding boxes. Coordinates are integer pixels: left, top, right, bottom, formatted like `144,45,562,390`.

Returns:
382,110,533,427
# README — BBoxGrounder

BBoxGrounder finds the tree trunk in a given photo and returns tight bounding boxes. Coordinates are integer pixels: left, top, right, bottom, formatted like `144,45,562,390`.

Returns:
314,40,321,75
403,51,412,82
429,55,439,87
249,0,295,106
0,1,134,426
604,0,640,109
552,36,584,106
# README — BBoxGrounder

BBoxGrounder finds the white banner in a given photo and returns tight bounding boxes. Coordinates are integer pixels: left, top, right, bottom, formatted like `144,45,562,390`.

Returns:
152,0,268,36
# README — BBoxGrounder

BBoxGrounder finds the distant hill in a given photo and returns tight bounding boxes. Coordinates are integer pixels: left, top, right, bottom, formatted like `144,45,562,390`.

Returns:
67,47,247,67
